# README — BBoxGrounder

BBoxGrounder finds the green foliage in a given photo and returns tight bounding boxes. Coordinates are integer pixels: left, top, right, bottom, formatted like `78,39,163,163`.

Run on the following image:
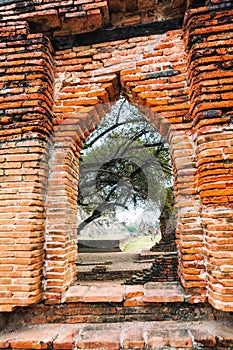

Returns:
159,186,176,243
127,224,138,233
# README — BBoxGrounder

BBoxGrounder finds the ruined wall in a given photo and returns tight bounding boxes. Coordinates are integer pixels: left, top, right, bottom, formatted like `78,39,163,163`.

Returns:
184,0,233,311
0,0,186,37
0,21,54,311
125,253,179,285
0,0,232,312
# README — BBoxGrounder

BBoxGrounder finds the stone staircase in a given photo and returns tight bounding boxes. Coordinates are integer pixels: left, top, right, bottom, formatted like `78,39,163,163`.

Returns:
0,281,232,349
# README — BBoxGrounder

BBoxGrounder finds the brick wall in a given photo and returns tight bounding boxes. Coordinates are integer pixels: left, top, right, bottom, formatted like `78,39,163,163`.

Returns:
126,253,179,285
0,22,54,311
0,0,186,37
184,0,233,311
0,0,232,312
0,1,109,36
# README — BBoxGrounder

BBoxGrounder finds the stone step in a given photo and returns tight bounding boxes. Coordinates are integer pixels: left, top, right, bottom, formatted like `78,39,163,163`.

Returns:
139,250,177,261
77,252,140,264
7,282,221,325
0,320,232,349
65,281,185,304
76,268,152,283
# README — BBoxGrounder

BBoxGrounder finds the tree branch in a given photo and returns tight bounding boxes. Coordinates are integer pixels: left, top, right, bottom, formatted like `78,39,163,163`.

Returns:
77,98,173,232
78,200,128,232
85,119,139,148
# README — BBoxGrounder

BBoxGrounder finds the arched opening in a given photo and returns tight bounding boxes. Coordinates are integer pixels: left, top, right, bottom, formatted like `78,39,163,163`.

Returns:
76,96,177,284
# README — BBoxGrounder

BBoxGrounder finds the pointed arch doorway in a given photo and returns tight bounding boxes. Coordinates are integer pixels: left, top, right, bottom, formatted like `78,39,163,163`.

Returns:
44,29,205,304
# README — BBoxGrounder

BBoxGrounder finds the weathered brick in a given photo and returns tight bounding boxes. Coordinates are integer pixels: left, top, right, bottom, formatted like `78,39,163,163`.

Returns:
0,0,232,314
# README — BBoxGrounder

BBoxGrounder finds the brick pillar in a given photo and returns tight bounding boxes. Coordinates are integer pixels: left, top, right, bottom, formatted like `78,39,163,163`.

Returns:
0,22,54,311
169,129,207,301
184,2,233,311
44,139,79,303
44,105,100,303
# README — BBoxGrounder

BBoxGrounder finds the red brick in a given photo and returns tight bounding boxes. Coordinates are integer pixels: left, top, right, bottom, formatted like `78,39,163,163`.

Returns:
53,325,83,350
65,285,90,302
84,284,124,303
124,285,145,299
76,324,121,350
122,323,145,349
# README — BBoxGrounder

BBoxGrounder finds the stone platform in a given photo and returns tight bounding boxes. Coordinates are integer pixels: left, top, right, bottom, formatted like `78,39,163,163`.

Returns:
66,281,184,304
78,235,130,253
1,282,232,349
0,320,232,349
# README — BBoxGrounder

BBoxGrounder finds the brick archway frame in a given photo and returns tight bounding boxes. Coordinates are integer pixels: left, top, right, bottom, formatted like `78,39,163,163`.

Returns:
46,29,205,304
0,0,233,312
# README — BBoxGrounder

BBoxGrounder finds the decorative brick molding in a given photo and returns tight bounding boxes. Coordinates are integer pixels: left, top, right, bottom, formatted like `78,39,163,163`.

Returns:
0,0,232,312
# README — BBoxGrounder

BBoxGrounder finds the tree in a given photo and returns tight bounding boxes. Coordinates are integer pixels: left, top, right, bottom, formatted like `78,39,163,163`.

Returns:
77,97,173,233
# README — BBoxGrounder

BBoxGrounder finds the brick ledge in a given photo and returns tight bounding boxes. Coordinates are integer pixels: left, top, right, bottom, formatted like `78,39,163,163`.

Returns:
0,320,232,349
63,281,185,304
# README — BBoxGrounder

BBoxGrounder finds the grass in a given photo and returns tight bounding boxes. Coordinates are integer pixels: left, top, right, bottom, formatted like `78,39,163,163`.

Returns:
122,234,160,252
